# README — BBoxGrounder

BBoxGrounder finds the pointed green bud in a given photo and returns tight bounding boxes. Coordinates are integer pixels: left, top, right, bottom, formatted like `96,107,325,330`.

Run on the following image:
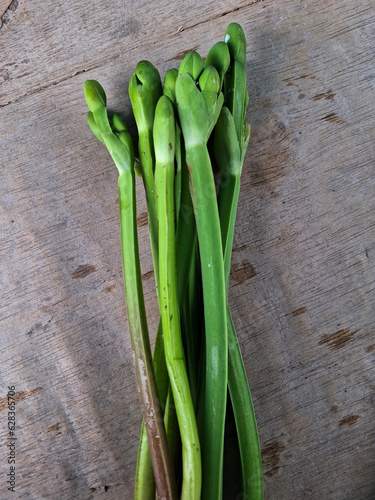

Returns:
178,51,204,81
204,41,230,89
163,68,178,106
111,113,128,134
199,66,221,95
199,66,224,139
176,73,208,147
84,80,107,114
87,111,104,144
118,130,135,157
176,72,223,147
84,80,111,135
129,61,163,133
224,23,246,67
134,60,162,90
84,82,135,176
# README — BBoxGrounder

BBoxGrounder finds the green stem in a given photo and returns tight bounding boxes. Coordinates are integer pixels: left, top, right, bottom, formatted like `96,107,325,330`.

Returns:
136,126,198,499
216,135,263,500
155,96,201,500
218,173,240,293
227,308,263,498
129,61,162,297
135,319,168,499
164,386,182,484
185,142,228,500
138,130,160,294
175,124,182,224
83,80,176,499
181,240,203,409
175,137,197,305
118,170,177,500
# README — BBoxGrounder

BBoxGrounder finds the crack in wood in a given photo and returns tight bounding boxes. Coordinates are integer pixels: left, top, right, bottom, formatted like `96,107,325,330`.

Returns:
47,422,62,435
0,64,98,108
218,0,265,18
184,0,267,34
312,89,336,101
167,46,199,62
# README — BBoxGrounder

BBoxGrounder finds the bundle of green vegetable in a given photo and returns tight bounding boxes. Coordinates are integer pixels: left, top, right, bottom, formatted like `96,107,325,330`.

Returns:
84,22,262,500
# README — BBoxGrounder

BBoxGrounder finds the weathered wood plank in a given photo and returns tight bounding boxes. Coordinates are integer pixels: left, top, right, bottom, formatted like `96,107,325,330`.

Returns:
0,0,253,106
0,0,374,498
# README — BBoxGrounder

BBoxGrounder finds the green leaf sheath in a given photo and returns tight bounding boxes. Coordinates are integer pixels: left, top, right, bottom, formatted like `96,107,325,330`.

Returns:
154,96,201,500
176,144,201,405
136,164,196,498
137,127,159,271
163,387,182,482
174,124,182,224
179,239,202,409
185,143,228,500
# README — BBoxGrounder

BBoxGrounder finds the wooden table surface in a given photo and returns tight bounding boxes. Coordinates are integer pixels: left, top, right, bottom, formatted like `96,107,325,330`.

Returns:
1,0,374,498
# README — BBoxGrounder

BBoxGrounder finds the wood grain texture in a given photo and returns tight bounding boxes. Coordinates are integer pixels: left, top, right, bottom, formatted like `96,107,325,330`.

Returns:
1,0,374,498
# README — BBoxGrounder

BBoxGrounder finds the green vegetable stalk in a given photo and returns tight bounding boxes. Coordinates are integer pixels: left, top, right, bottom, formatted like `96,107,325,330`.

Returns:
83,22,263,500
135,67,199,498
154,95,201,499
83,80,177,500
129,61,162,293
176,52,228,500
214,23,263,499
